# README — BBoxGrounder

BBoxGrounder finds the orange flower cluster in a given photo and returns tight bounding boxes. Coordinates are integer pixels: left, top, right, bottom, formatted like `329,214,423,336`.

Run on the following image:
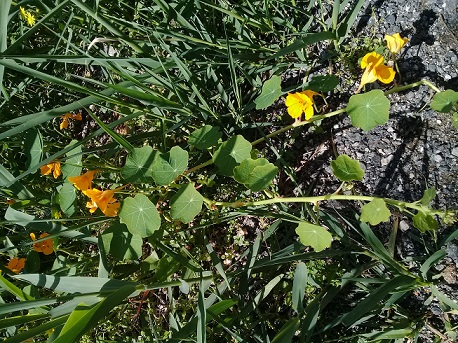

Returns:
68,170,121,217
40,161,61,179
30,232,54,255
6,257,26,274
60,113,82,130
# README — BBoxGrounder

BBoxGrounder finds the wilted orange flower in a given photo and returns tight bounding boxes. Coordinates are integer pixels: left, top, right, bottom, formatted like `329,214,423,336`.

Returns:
60,113,82,130
6,257,26,274
30,232,54,255
385,33,409,55
40,161,61,179
85,187,123,217
285,90,320,120
68,170,99,192
357,52,395,92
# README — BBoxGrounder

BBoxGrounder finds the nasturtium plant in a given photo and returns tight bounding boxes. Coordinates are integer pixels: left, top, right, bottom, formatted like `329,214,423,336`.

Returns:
295,222,332,252
233,158,278,191
413,211,439,232
59,141,82,216
101,223,142,261
170,183,204,223
347,90,390,131
331,154,364,182
213,135,252,176
430,89,458,113
121,145,156,183
360,199,391,225
188,125,222,150
151,146,188,186
452,113,458,128
254,75,282,110
419,187,437,206
119,194,161,238
24,128,42,170
303,74,339,92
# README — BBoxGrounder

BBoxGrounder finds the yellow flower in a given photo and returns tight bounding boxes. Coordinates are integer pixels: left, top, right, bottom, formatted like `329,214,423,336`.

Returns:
40,161,61,179
84,187,122,217
357,52,395,92
385,33,409,54
30,233,54,255
19,7,36,27
6,257,26,274
68,170,99,192
60,113,82,130
285,90,320,120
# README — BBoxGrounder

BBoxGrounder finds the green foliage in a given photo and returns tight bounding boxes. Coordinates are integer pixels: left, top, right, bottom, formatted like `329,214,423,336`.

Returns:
331,154,364,181
430,89,458,113
254,75,283,110
213,135,252,176
188,125,222,150
347,90,390,131
233,158,278,191
295,222,332,252
151,146,188,186
360,198,391,225
0,0,455,342
119,194,161,237
170,183,204,223
121,146,156,183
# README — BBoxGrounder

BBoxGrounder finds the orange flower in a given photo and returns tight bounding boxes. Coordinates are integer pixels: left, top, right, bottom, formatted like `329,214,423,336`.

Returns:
6,257,26,274
357,52,395,92
60,113,82,130
385,33,409,55
30,232,54,255
285,90,320,120
85,187,122,217
68,170,99,192
40,161,61,179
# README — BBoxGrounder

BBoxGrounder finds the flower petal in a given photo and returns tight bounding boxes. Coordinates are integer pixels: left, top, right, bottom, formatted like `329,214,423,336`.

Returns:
361,52,384,69
375,65,396,84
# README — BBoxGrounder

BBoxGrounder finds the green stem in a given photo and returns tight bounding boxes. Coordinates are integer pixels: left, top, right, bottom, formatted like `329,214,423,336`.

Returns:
205,194,434,214
385,79,441,95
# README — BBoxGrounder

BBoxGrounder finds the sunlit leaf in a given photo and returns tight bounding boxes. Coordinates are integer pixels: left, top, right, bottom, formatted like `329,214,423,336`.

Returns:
360,199,391,225
170,183,203,223
295,222,332,252
347,90,390,131
188,125,222,150
419,187,436,206
119,194,161,238
413,211,439,232
121,146,156,183
101,223,142,260
213,135,252,176
151,146,188,186
430,89,458,113
233,158,278,191
330,154,364,181
254,75,282,110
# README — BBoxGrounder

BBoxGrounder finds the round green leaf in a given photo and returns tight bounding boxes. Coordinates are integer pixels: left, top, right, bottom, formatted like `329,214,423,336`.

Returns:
347,90,390,131
24,128,43,170
254,75,282,110
295,222,332,252
330,154,364,181
151,146,188,186
213,135,252,176
121,146,156,183
360,199,391,225
101,223,142,260
233,158,278,191
119,194,161,238
188,125,222,150
303,74,339,92
58,182,77,216
452,112,458,128
170,183,203,223
413,211,439,232
430,89,458,113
